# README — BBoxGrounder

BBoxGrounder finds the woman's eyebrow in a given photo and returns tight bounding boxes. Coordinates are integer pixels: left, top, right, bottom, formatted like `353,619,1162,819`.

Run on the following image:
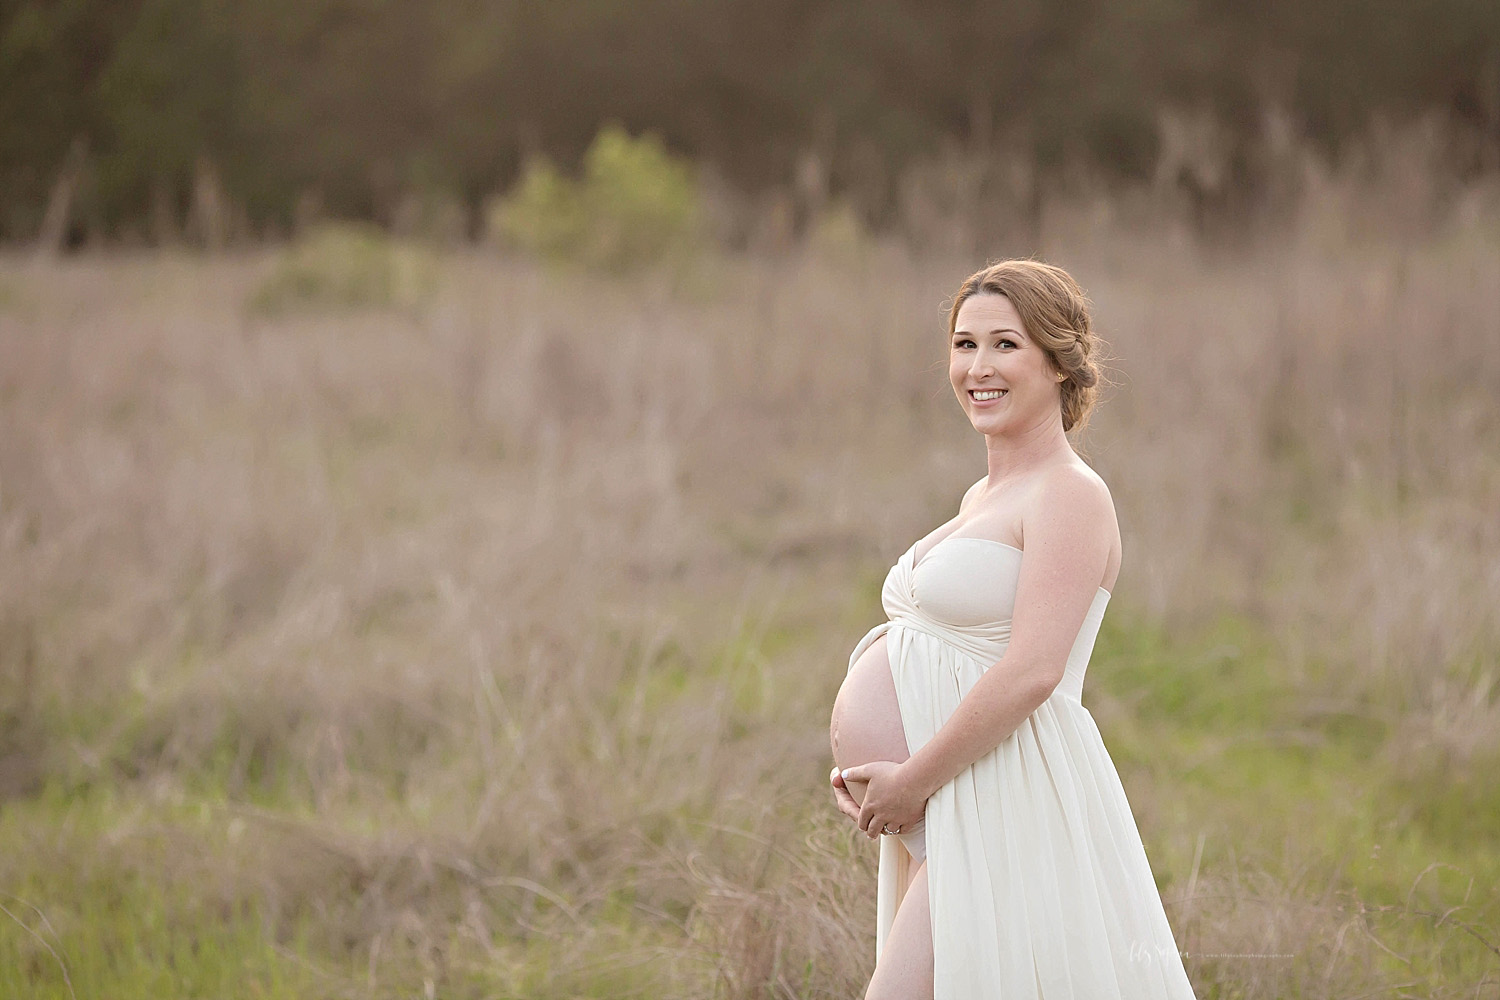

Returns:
954,327,1024,338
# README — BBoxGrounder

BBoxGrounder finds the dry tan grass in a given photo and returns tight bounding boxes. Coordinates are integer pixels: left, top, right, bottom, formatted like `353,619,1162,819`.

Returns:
1,194,1497,995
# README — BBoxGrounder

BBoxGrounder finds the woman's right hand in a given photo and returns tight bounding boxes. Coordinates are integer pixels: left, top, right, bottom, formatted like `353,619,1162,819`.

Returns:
830,766,862,824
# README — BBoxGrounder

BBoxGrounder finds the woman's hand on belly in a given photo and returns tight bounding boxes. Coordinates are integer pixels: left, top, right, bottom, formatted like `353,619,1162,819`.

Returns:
829,767,862,825
840,760,928,840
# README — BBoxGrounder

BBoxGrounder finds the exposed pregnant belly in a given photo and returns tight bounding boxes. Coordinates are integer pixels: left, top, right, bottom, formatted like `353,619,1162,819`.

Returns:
829,633,911,784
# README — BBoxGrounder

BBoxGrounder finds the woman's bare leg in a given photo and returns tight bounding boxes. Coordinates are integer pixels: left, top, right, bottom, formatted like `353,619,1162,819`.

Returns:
864,861,934,1000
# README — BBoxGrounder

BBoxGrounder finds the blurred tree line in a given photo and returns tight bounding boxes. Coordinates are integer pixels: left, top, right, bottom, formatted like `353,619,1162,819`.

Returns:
3,0,1498,246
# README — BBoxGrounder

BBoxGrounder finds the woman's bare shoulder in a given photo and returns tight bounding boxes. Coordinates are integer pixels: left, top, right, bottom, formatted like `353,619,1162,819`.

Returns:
1043,458,1112,504
1023,461,1118,543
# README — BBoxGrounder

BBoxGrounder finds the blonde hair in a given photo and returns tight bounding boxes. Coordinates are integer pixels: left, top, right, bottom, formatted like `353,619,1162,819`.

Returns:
947,259,1105,435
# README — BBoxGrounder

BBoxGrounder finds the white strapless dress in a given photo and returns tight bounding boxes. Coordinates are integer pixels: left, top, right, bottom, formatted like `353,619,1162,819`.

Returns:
845,536,1197,998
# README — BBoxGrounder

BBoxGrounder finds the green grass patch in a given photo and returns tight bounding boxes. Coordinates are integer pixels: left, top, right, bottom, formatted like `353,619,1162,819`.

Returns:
0,795,326,1000
1089,611,1293,733
1087,608,1500,990
5,591,1495,998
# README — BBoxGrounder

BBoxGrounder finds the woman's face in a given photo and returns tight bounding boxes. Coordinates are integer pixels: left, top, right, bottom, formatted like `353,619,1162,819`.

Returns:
949,292,1062,437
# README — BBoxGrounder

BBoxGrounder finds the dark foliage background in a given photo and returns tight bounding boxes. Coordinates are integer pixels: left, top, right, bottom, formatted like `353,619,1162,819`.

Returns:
3,0,1499,243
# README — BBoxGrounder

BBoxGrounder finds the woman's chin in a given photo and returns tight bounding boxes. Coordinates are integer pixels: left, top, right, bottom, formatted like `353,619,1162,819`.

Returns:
969,416,1006,436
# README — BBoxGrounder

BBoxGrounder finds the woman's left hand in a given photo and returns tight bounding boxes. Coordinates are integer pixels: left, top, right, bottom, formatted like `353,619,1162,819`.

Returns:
840,760,928,840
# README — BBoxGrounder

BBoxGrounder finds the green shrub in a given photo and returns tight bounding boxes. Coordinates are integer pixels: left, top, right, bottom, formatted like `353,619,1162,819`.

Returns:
490,158,588,263
248,222,438,316
489,124,701,272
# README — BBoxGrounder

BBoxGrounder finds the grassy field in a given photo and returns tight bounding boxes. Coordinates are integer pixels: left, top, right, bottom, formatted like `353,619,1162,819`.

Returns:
1,208,1498,997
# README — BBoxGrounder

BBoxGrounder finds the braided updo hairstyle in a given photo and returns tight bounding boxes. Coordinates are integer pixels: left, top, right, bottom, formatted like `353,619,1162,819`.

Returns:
947,259,1105,435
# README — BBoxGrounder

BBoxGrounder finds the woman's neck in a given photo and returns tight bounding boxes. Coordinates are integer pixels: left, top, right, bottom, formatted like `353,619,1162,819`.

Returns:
982,416,1073,486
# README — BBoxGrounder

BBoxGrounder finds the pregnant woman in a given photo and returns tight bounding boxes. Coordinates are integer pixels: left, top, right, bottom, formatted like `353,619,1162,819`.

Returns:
828,260,1197,998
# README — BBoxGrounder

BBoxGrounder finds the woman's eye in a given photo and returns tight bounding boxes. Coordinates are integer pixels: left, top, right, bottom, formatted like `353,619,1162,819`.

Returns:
999,339,1017,349
954,339,975,349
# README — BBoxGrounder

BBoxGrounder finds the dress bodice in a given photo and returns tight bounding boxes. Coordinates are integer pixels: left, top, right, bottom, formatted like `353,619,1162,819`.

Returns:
879,536,1110,703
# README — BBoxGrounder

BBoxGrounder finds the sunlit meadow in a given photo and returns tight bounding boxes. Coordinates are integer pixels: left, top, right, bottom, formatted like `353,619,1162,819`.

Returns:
2,179,1499,997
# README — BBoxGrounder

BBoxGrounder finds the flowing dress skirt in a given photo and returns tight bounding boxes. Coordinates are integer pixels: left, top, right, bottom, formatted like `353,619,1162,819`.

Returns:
846,618,1198,999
